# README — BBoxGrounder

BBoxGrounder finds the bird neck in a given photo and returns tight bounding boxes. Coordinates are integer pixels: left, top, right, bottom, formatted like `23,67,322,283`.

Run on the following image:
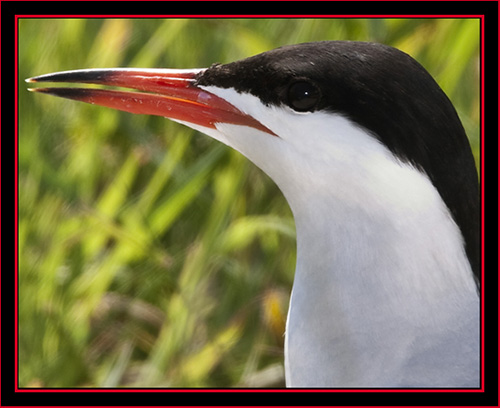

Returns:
282,154,479,387
207,108,479,386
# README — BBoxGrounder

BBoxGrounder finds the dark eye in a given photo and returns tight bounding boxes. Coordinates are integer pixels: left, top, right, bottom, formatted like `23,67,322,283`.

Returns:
287,81,320,112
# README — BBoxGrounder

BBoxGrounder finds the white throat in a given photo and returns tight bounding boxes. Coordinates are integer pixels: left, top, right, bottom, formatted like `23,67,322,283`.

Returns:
183,88,480,388
284,166,479,387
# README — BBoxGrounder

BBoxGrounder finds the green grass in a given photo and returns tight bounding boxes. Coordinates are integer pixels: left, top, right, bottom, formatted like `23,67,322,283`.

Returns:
18,18,480,387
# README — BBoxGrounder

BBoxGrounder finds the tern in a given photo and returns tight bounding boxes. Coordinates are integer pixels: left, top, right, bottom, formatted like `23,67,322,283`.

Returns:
28,41,480,388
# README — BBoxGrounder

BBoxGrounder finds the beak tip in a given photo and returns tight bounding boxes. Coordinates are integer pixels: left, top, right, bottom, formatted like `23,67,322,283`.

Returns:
26,88,58,96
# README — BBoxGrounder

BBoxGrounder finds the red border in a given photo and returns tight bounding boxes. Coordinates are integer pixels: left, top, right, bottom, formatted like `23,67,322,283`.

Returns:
14,14,486,396
15,14,486,18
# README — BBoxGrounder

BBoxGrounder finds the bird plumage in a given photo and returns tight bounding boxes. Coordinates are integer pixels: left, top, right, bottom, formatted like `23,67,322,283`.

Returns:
28,41,480,388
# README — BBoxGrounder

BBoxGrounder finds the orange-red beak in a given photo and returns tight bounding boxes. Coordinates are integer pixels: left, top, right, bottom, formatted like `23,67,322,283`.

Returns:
27,68,274,135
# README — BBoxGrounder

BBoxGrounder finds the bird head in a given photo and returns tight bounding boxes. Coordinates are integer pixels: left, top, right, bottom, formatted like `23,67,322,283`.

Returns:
27,41,479,281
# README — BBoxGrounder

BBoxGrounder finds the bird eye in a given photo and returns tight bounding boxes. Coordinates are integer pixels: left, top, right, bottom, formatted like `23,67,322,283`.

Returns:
287,81,320,112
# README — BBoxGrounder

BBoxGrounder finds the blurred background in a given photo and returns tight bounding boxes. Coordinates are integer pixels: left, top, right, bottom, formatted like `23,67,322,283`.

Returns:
18,18,480,388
